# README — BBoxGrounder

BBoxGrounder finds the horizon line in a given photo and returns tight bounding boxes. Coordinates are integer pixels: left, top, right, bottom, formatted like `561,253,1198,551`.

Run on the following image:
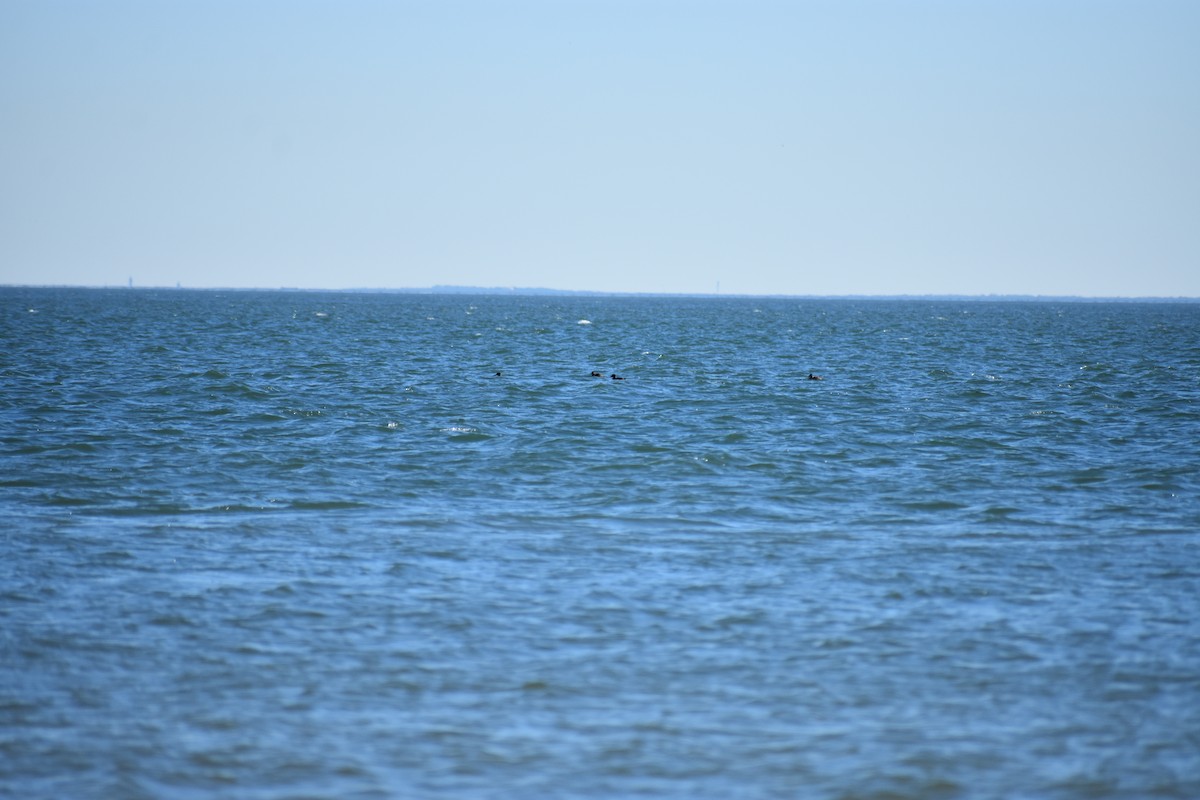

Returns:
2,283,1198,302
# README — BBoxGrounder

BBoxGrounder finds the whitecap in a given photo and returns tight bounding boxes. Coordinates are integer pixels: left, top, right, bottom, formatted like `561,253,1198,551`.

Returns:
578,319,592,325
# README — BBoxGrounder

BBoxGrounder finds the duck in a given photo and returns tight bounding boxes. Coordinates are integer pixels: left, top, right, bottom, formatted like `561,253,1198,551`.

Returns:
610,374,625,381
590,371,603,377
807,373,823,381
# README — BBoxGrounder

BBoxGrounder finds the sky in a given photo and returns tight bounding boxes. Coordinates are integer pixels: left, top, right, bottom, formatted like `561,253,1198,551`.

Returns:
1,0,1197,297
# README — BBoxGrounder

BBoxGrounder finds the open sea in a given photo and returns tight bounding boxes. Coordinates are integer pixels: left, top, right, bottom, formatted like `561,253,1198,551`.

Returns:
2,286,1199,799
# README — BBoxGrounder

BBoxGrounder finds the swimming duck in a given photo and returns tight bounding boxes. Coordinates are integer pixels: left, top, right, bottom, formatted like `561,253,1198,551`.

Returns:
610,374,625,380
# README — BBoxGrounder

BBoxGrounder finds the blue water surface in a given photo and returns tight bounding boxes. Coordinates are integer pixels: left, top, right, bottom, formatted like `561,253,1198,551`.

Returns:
2,288,1199,799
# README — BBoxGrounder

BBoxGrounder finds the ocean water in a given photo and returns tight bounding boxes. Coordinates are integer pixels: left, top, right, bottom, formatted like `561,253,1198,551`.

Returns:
2,287,1199,799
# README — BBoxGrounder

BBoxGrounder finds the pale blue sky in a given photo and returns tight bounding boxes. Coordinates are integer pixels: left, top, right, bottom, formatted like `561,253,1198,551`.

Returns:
2,0,1197,296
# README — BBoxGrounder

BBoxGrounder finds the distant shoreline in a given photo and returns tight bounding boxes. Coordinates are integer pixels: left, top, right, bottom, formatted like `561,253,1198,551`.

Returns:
2,284,1197,303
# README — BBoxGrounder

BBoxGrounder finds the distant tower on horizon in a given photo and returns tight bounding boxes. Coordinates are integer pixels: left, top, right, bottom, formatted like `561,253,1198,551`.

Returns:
128,277,133,289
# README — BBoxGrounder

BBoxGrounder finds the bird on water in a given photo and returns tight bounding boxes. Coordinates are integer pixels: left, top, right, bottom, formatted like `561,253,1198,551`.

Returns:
610,374,625,380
